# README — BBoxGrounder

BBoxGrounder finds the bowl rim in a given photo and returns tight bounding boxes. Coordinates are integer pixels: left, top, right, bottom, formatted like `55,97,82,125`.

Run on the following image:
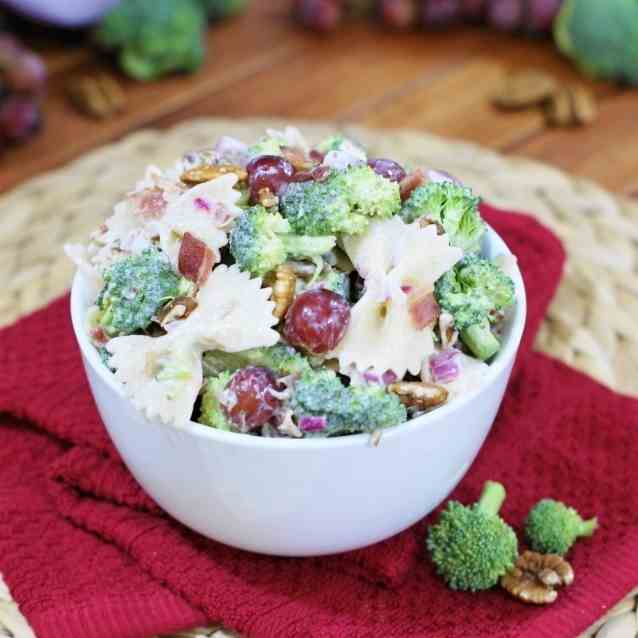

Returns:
71,223,527,450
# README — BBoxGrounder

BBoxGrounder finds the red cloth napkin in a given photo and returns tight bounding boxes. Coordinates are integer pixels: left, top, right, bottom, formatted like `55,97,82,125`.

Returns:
1,205,637,638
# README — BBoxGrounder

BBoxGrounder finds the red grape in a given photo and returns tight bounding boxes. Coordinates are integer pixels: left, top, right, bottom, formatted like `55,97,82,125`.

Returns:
486,0,523,31
223,366,282,429
284,288,351,354
459,0,486,21
421,0,462,27
526,0,562,33
246,155,295,202
368,158,406,182
0,96,41,143
5,51,47,93
379,0,417,29
295,0,343,31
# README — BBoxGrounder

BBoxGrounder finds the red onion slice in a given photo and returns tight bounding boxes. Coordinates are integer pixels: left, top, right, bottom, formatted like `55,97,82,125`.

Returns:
299,415,328,432
430,348,461,383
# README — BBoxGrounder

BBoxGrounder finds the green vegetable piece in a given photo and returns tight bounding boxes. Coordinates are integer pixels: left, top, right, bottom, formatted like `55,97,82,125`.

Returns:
400,181,486,252
434,254,515,361
229,205,335,276
202,344,312,377
525,498,598,556
280,165,400,236
202,0,248,20
315,134,367,160
290,368,407,436
247,136,282,159
95,0,206,81
96,249,182,337
312,267,350,299
198,371,233,430
555,0,638,86
427,481,518,591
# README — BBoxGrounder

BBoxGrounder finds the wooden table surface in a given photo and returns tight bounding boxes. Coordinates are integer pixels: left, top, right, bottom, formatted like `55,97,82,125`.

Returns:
2,0,637,197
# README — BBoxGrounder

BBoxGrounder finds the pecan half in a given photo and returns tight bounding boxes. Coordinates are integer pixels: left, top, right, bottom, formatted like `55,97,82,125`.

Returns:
492,69,557,110
545,85,597,127
265,263,297,319
157,296,198,326
501,551,574,605
388,381,448,410
178,233,215,286
67,73,126,119
281,146,317,171
181,164,248,185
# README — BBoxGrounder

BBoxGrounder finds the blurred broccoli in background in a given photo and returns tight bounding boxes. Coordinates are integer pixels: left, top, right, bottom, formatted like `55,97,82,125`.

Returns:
95,249,187,336
95,0,251,81
435,254,515,361
230,205,336,277
400,181,486,253
555,0,638,85
280,165,400,236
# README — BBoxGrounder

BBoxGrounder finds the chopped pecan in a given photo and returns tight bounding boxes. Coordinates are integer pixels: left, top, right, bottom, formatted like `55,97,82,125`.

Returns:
257,187,279,208
181,163,248,185
545,85,597,127
492,69,557,110
501,551,574,605
67,73,126,119
178,232,215,286
265,263,297,319
281,146,317,171
388,381,448,410
157,296,198,326
418,216,446,235
399,168,426,201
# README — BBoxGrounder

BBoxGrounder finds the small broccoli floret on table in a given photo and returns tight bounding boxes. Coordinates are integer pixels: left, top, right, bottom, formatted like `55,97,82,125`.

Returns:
280,165,400,236
434,254,515,361
290,369,407,436
95,0,206,81
525,499,598,556
400,181,486,252
96,249,183,337
427,481,518,591
229,206,336,277
198,371,233,430
202,344,312,377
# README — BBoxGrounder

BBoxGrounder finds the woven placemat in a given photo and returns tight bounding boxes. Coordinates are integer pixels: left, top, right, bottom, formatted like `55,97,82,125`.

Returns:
0,118,637,638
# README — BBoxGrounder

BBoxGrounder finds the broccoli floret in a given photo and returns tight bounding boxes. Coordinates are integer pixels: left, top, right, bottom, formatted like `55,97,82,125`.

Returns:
315,134,367,161
202,0,248,20
434,254,515,361
525,499,598,556
400,181,486,252
555,0,638,86
198,371,233,430
427,481,518,591
95,0,206,81
290,369,407,436
247,136,282,160
311,268,350,298
96,249,183,337
230,206,335,276
280,165,400,236
202,344,312,377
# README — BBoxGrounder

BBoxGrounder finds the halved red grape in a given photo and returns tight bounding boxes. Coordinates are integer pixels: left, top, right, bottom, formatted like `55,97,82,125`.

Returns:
284,289,351,354
421,0,461,27
223,366,282,429
5,51,47,93
246,155,295,202
295,0,343,31
379,0,417,29
0,96,41,143
368,158,406,182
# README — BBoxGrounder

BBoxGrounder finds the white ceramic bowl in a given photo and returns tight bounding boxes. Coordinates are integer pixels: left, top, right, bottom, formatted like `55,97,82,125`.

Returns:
70,226,526,557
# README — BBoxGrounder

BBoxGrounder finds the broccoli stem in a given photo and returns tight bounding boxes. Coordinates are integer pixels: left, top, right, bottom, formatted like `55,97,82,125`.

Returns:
578,517,599,537
475,480,506,517
460,321,501,361
281,234,335,259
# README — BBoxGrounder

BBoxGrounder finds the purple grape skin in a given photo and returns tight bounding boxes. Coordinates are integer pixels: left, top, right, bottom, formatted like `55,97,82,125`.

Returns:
379,0,417,29
368,158,407,182
4,52,47,94
421,0,462,27
0,96,41,143
526,0,562,33
486,0,523,31
295,0,343,31
459,0,486,21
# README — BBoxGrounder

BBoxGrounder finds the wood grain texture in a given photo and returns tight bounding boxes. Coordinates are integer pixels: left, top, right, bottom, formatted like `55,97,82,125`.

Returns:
0,1,637,196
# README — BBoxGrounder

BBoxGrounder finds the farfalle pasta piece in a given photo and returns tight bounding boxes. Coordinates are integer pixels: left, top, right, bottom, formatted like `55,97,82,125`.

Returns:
334,218,462,378
152,174,242,267
172,264,279,352
64,243,103,298
107,334,203,426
